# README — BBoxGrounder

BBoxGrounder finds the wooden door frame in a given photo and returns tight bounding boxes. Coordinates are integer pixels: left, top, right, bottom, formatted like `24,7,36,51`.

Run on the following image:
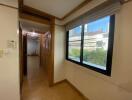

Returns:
49,18,55,86
19,13,55,87
23,34,27,76
19,22,23,91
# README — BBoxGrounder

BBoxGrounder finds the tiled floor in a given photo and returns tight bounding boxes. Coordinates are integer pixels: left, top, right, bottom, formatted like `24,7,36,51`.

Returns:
22,56,86,100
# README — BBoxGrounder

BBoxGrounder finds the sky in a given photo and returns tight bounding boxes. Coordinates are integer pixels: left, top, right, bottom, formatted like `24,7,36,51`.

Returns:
72,16,110,35
86,16,110,33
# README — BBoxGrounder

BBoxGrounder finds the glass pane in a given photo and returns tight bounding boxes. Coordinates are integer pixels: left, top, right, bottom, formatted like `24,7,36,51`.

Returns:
83,16,110,70
68,26,82,62
69,26,82,41
68,41,81,62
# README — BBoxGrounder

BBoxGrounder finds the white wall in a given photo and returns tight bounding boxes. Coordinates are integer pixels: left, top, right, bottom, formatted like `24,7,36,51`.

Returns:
65,2,132,100
54,25,66,83
0,5,20,100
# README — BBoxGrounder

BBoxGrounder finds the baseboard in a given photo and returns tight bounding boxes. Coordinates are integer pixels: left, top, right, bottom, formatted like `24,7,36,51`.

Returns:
53,79,66,86
53,79,89,100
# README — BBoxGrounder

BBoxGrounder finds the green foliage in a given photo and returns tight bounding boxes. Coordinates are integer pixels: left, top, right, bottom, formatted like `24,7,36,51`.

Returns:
83,48,107,66
69,48,80,58
69,48,107,66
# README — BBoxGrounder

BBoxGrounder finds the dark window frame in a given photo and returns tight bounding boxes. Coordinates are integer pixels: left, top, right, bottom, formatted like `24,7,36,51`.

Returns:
66,15,115,76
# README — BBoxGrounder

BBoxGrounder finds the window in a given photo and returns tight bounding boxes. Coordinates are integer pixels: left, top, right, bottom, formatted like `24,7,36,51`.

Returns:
66,15,115,76
68,26,82,62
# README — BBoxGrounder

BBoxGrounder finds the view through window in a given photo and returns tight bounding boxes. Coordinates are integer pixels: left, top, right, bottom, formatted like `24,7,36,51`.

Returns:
83,16,110,70
68,26,82,62
66,15,115,75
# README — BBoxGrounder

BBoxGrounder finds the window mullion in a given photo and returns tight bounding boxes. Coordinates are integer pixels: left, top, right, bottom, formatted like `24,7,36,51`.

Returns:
66,31,69,59
80,25,84,63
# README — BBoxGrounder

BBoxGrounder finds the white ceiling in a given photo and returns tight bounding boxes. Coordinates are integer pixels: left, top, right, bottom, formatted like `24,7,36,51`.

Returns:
0,0,18,8
24,0,85,18
20,19,50,33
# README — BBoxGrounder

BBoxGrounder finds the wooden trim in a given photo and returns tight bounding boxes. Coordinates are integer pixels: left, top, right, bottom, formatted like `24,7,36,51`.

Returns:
19,12,54,87
22,5,54,20
18,0,23,8
19,22,23,100
120,0,132,4
49,17,55,86
19,13,50,25
18,0,92,20
53,79,89,100
23,34,27,76
62,0,92,20
0,3,18,9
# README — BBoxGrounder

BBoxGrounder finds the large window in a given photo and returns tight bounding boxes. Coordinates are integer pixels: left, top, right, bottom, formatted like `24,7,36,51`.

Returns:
66,15,115,76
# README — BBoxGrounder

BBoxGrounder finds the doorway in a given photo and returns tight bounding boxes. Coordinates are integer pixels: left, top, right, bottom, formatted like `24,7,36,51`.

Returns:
19,18,55,94
26,32,41,80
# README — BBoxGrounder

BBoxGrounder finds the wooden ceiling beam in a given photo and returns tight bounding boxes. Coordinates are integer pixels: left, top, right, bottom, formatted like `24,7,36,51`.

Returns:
22,5,55,20
19,0,92,20
120,0,132,4
19,13,50,25
19,0,93,20
18,0,55,22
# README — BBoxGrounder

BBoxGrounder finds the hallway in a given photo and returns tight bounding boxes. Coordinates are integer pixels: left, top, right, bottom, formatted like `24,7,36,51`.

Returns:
22,56,87,100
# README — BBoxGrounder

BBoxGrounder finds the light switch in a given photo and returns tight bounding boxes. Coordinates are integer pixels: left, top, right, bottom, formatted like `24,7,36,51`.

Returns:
0,49,4,58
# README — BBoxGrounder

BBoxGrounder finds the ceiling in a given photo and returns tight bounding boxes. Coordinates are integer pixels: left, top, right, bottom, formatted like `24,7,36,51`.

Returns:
20,19,50,33
0,0,18,8
24,0,86,19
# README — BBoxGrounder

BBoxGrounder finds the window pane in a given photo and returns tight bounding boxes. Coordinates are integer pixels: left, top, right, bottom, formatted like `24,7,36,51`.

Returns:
68,26,82,62
83,16,110,70
69,26,82,41
68,41,81,62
